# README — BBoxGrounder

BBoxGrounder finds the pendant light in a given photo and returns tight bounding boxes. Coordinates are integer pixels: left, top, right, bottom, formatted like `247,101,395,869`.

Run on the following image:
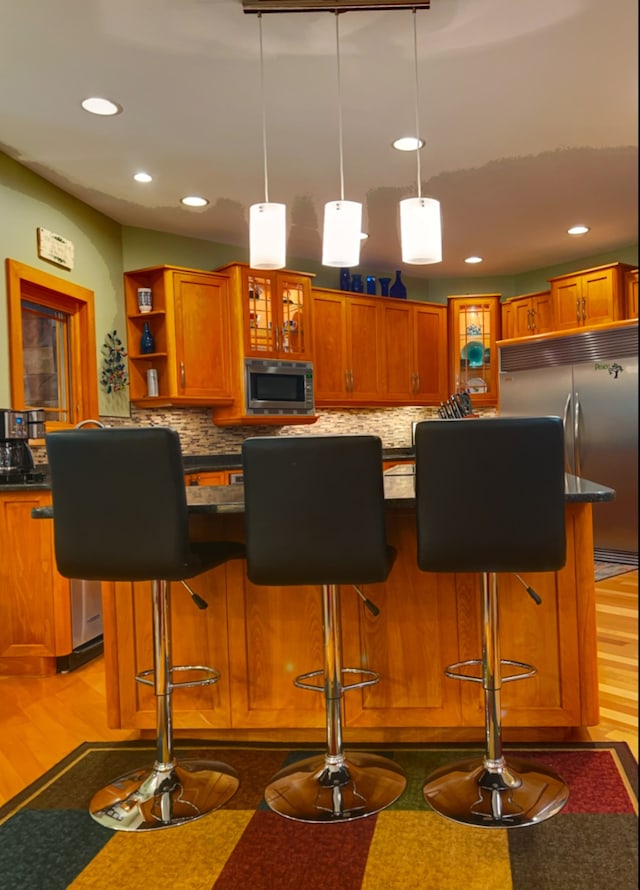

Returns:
322,11,362,268
249,13,286,270
399,8,442,265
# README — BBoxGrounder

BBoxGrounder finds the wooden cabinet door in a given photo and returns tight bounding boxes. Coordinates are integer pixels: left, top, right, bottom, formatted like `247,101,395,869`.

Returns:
501,300,515,340
581,267,618,326
513,298,534,336
172,271,233,401
530,291,553,333
312,289,349,402
448,294,501,407
381,301,414,401
0,490,71,675
413,302,448,403
552,275,583,330
346,297,384,401
277,271,313,360
625,268,638,318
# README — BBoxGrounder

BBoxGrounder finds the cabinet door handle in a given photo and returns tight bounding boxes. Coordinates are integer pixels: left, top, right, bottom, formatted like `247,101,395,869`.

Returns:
531,308,536,332
180,361,185,388
349,370,354,392
581,296,586,320
576,298,581,322
345,369,350,391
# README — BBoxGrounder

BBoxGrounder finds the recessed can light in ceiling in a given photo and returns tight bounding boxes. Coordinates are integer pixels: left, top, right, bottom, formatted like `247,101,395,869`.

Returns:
180,196,209,208
133,172,153,183
567,225,590,236
81,97,122,116
392,137,425,152
464,256,483,264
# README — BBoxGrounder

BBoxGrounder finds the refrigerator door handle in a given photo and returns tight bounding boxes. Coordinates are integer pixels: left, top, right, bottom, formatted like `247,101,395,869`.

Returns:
563,392,574,474
574,391,582,477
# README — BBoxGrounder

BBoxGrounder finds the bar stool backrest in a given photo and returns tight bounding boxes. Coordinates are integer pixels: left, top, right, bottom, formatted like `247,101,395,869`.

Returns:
242,435,391,586
415,417,566,574
46,427,193,581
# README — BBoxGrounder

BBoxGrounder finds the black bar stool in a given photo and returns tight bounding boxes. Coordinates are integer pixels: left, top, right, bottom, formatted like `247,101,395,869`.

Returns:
241,434,406,822
46,427,244,831
414,416,570,828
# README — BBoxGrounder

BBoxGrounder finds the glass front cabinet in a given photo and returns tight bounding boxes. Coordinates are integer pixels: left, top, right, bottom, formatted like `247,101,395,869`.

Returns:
448,294,501,408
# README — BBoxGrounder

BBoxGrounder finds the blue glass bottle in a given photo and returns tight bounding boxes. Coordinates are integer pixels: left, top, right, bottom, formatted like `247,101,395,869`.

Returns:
140,320,155,354
350,274,364,293
339,268,351,292
379,277,392,297
389,270,407,299
366,275,376,295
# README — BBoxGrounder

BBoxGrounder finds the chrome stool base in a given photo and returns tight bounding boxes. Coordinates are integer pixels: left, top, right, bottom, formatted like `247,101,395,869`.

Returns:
265,751,406,823
90,758,239,831
423,754,569,828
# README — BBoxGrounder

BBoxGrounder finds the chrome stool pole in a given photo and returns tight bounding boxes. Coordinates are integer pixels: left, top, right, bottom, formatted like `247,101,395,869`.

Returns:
265,583,406,822
90,579,239,831
423,571,569,827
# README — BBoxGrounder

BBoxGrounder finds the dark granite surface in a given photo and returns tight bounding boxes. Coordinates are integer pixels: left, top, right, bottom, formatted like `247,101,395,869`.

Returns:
30,470,615,519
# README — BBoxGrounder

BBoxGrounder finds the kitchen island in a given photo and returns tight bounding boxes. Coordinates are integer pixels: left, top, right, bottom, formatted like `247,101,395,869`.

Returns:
94,468,613,743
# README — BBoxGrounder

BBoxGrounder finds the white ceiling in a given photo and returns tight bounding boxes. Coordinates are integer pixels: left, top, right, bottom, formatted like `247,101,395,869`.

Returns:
1,0,637,280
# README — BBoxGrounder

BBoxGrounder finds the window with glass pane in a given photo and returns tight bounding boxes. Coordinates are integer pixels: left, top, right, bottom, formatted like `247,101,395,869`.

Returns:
21,300,71,423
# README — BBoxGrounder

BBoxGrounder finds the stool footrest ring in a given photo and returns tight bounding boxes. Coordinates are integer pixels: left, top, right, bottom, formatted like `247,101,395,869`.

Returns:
294,666,380,693
136,664,221,690
444,658,537,684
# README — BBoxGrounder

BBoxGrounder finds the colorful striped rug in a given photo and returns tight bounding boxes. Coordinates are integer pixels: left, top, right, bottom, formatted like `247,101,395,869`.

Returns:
0,741,637,890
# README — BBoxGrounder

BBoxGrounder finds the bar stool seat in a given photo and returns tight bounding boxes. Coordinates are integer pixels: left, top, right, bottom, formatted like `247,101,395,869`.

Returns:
414,416,570,828
46,427,244,831
242,434,407,822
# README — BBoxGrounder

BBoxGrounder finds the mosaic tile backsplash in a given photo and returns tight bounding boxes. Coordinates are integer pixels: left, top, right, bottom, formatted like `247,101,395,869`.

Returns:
30,404,495,464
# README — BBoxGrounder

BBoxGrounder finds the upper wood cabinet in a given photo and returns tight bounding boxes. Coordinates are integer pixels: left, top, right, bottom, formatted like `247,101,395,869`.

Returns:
448,294,501,407
312,289,384,404
550,262,635,331
215,262,314,361
380,299,448,403
501,291,553,339
625,268,638,318
124,266,233,406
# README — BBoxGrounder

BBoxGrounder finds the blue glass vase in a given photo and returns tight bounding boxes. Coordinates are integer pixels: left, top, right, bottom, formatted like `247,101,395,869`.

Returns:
389,270,407,299
339,268,351,292
379,277,392,297
140,320,155,354
350,274,364,293
366,275,376,295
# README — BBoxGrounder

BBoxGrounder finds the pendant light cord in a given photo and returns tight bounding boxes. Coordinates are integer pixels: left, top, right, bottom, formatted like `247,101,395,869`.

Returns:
334,11,345,202
412,8,422,199
258,13,270,203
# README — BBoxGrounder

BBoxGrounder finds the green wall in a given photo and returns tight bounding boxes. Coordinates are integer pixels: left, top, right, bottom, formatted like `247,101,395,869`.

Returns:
1,150,637,416
0,152,127,415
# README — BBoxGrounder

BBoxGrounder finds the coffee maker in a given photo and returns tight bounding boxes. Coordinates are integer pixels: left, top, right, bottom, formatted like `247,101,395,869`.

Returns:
0,409,42,482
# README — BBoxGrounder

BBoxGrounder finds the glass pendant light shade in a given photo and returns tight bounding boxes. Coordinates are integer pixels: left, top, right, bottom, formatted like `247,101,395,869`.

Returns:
322,199,363,267
249,202,286,270
400,196,442,264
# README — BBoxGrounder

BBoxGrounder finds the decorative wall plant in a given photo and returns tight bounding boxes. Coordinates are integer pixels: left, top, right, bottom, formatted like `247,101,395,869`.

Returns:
100,330,129,394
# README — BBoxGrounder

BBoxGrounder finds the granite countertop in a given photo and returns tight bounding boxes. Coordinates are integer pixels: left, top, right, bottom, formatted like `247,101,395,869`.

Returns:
29,469,614,519
183,468,614,515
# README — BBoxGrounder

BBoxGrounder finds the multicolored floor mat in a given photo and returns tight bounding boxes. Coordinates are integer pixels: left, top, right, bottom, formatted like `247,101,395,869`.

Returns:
0,741,637,889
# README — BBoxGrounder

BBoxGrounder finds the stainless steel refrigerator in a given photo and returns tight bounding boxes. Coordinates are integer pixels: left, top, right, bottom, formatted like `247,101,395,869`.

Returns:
499,323,638,564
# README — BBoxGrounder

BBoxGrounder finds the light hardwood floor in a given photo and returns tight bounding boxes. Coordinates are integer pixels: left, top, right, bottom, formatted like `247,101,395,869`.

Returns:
0,570,637,807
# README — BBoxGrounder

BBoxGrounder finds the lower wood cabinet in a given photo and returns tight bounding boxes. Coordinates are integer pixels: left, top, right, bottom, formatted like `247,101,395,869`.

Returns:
102,504,597,740
0,489,72,676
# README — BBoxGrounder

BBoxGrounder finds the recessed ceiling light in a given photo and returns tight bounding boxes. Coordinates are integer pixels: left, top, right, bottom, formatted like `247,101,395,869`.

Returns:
567,224,590,236
81,97,122,116
133,172,153,183
392,137,425,152
180,196,209,208
464,256,483,264
360,232,369,240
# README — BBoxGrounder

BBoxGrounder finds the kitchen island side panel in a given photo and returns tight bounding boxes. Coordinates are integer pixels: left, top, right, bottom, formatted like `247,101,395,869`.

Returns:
100,503,599,741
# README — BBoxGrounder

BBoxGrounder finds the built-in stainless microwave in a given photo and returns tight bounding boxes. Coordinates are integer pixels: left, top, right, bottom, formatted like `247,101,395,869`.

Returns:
244,358,315,416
